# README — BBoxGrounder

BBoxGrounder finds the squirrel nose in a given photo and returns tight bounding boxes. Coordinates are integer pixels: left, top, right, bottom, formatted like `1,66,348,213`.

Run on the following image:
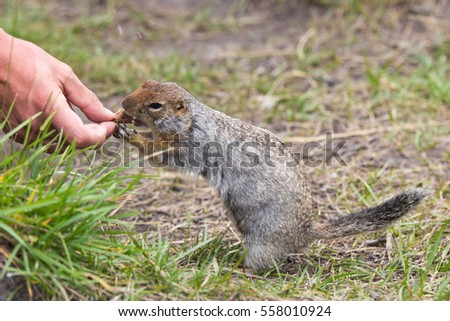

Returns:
121,96,134,110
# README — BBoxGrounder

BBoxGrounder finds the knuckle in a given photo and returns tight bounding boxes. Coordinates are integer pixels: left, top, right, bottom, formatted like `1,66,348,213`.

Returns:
87,89,99,104
64,135,76,146
75,136,90,148
61,63,74,76
77,130,105,148
35,91,56,111
32,85,64,112
66,131,88,148
90,91,103,108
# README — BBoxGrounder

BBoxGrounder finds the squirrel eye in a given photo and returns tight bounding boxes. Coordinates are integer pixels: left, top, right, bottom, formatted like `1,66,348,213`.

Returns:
147,102,163,110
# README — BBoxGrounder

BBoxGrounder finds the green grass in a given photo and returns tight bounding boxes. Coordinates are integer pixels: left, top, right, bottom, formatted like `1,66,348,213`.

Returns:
0,115,140,299
0,115,246,300
1,0,449,300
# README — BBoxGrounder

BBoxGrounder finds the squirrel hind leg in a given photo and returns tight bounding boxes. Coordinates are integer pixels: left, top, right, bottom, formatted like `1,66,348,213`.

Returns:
244,243,287,271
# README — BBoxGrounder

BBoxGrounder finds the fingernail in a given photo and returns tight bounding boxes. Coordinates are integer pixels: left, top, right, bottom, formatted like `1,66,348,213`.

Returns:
104,107,115,115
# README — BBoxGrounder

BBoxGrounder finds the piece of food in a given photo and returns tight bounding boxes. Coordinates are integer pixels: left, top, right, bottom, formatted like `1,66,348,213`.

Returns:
113,108,134,123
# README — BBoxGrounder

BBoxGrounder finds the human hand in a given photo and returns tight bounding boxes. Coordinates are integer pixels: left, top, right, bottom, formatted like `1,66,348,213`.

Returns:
0,28,116,148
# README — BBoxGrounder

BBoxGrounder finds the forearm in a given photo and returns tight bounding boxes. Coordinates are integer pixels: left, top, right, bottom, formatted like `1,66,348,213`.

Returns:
0,28,15,122
0,27,11,49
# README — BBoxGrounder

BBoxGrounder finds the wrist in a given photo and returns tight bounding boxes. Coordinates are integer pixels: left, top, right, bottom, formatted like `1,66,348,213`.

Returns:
0,29,13,81
0,28,12,49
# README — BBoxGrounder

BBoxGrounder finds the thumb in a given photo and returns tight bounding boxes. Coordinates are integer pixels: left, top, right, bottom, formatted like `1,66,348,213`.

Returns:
49,91,115,148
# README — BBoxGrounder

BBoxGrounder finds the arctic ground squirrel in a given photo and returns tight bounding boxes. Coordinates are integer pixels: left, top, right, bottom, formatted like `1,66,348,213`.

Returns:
113,79,432,270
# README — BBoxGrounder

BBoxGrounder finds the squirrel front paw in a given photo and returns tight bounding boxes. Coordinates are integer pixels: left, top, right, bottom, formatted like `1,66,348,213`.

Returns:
113,123,137,140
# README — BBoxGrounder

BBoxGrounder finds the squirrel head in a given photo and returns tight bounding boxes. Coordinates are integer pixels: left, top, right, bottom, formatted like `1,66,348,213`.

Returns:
121,80,192,136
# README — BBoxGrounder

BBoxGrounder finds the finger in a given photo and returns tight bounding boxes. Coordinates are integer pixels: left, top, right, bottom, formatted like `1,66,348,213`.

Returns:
60,69,115,122
41,135,71,154
50,93,110,148
85,121,117,140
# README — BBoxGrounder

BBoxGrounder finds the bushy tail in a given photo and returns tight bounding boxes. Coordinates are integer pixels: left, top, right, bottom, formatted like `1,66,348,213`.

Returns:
314,188,433,240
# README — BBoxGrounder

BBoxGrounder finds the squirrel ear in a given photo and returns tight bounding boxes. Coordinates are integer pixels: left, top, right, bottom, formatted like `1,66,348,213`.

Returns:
177,100,186,110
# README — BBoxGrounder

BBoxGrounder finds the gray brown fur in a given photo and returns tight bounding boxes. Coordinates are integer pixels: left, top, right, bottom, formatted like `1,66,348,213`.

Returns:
114,80,432,270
